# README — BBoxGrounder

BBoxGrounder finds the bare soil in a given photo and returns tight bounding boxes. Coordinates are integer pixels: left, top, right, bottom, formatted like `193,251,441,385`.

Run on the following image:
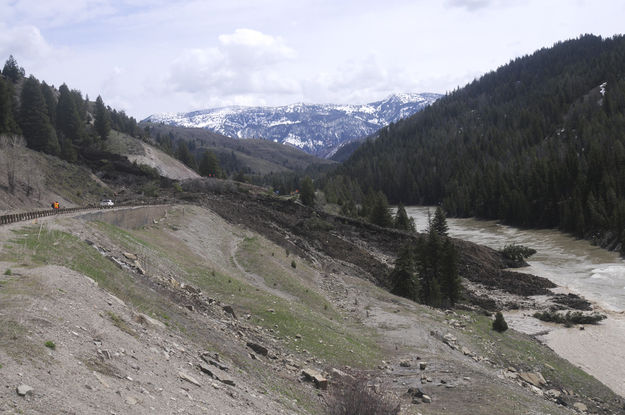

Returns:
0,188,623,414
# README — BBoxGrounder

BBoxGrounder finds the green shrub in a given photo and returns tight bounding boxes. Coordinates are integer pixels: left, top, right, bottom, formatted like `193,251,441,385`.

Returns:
492,311,508,332
291,260,297,269
500,244,537,262
533,310,606,325
44,340,56,349
3,269,11,276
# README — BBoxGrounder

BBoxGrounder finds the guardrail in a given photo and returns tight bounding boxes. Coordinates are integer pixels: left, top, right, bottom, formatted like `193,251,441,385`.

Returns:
0,205,116,225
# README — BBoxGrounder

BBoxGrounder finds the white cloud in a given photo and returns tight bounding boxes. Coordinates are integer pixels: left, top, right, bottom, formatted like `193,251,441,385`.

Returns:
0,24,54,64
167,29,299,105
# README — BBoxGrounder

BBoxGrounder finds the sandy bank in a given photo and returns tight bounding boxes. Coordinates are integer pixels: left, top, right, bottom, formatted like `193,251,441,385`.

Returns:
505,309,625,397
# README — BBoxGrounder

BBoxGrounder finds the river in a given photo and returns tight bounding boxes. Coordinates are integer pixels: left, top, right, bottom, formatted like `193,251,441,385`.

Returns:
406,206,625,396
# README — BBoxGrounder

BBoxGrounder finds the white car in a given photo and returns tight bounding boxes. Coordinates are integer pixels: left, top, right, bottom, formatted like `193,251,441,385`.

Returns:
100,199,114,207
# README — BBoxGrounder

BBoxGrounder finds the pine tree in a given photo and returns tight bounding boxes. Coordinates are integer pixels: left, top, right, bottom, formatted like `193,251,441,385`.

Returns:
430,206,449,236
198,150,222,177
300,176,315,207
19,76,59,155
439,238,461,306
56,84,87,146
417,229,442,306
176,140,197,170
40,82,57,128
394,203,416,232
369,191,393,227
2,55,25,83
0,77,19,134
389,243,419,301
94,95,111,141
492,311,508,332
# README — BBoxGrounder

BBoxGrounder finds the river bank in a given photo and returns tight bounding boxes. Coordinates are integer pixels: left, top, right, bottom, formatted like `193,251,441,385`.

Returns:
406,207,625,398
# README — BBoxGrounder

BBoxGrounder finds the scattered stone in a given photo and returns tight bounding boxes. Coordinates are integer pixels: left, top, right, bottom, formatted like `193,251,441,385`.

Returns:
186,304,195,312
422,394,432,403
407,386,424,398
246,342,268,356
123,252,138,260
223,305,237,319
546,389,562,398
573,402,588,412
461,347,473,356
125,396,138,405
295,334,302,339
179,371,201,387
330,368,354,381
419,362,427,370
198,363,236,387
301,368,328,390
16,384,33,396
133,260,146,275
518,372,547,388
507,366,517,372
400,360,411,368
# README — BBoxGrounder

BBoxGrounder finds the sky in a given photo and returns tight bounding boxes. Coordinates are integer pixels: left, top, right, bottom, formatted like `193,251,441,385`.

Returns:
0,0,623,119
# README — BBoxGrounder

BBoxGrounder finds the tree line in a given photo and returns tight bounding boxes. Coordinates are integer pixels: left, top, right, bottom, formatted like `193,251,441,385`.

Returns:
327,34,625,252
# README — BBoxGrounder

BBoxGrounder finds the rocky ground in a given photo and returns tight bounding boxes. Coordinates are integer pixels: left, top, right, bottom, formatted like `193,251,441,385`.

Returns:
1,185,624,414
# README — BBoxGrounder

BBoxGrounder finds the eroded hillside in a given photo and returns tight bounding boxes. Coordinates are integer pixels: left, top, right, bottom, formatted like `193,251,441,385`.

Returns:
0,199,623,414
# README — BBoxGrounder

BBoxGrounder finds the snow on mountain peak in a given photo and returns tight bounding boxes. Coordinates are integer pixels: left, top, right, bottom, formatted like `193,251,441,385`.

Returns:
144,93,441,158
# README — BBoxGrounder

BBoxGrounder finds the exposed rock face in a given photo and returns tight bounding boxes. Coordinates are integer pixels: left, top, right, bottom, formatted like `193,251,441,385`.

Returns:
301,368,328,390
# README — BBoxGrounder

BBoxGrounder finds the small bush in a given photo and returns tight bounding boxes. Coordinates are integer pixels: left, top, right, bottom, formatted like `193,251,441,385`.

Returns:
328,379,400,415
291,260,297,269
500,244,537,262
533,310,606,325
3,269,11,276
44,340,56,349
492,311,508,332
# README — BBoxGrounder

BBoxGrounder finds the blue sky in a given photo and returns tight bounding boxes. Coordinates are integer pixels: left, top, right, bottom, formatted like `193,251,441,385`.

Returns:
1,0,623,118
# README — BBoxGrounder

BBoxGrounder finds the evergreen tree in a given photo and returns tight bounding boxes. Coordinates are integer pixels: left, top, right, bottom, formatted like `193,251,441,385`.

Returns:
94,95,111,141
56,84,88,146
417,229,442,306
0,77,19,134
492,311,508,332
394,203,416,232
40,82,57,128
430,206,449,236
176,140,197,170
439,238,461,306
369,191,393,227
19,76,59,155
300,176,315,207
389,243,419,301
198,150,222,177
2,55,25,83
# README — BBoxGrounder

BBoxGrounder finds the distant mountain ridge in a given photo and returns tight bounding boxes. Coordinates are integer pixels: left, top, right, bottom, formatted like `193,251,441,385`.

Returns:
144,93,441,157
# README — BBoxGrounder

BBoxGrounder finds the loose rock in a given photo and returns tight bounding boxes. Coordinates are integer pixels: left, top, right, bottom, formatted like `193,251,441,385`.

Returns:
16,384,33,396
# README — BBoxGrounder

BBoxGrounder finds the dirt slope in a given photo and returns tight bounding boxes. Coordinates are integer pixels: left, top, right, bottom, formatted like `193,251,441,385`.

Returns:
0,201,623,414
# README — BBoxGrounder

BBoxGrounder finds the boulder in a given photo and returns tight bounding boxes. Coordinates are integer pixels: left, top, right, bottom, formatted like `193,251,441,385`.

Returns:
422,394,432,403
573,402,588,412
518,372,547,388
246,342,268,356
419,362,427,370
123,252,137,260
223,305,237,319
179,371,201,387
16,384,33,396
400,360,411,367
302,368,328,390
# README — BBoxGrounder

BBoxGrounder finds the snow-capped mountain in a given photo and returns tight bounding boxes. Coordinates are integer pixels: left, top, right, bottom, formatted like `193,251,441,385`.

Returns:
144,93,441,158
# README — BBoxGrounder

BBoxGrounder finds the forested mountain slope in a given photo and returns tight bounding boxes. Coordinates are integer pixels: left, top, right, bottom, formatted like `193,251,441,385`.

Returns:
333,34,625,250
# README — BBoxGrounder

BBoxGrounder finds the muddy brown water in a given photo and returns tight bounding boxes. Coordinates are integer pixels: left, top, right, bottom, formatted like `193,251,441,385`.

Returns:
406,206,625,312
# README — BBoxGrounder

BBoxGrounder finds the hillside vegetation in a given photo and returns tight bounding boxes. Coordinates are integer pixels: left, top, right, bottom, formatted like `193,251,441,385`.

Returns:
331,34,625,250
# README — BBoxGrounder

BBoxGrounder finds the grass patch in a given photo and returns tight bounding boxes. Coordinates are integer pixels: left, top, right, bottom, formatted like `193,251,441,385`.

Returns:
3,268,11,276
0,320,48,363
465,312,618,403
0,225,176,328
106,311,138,337
44,340,56,350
